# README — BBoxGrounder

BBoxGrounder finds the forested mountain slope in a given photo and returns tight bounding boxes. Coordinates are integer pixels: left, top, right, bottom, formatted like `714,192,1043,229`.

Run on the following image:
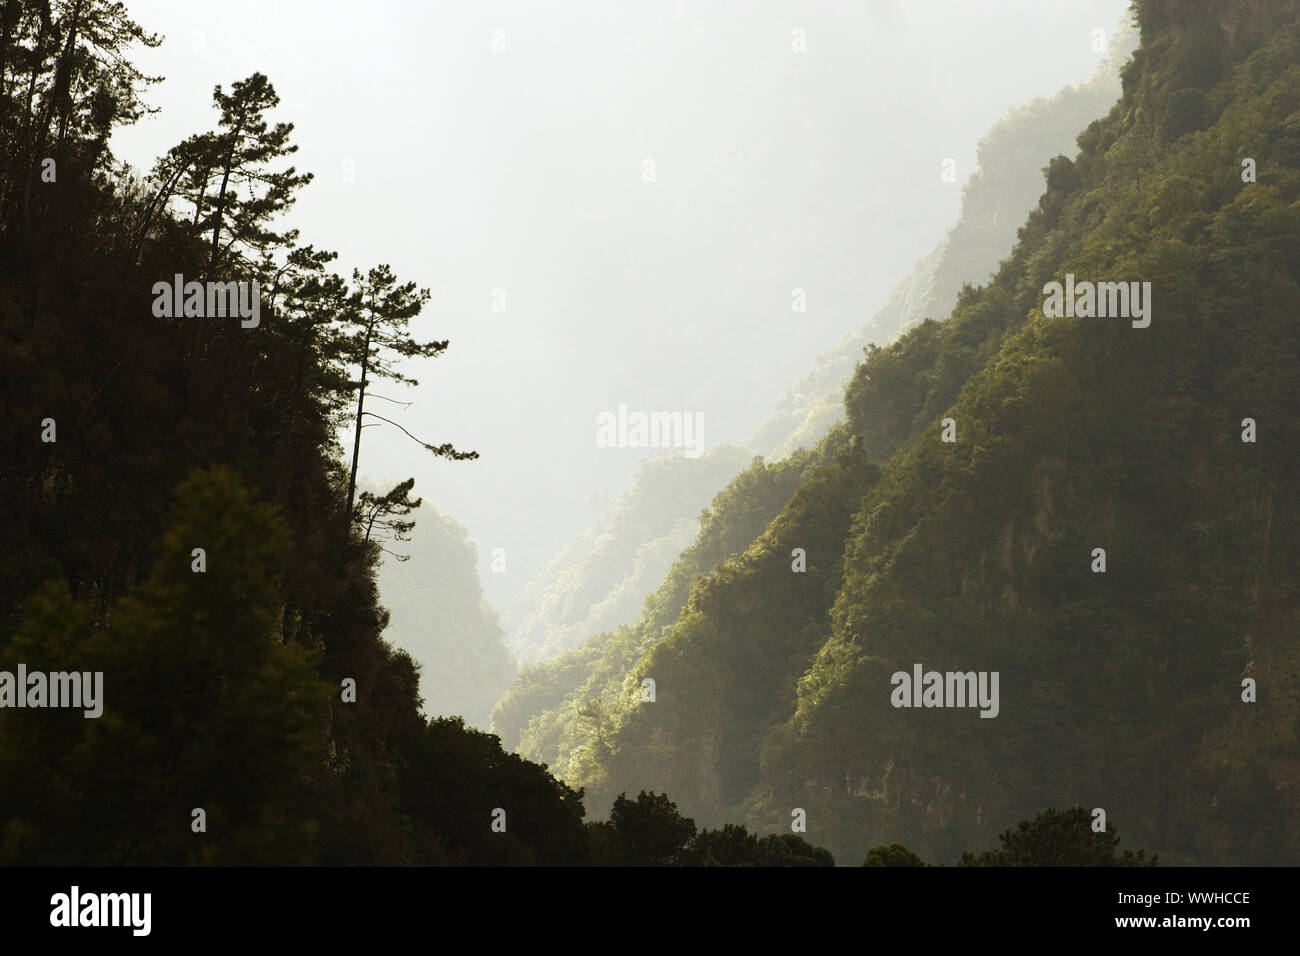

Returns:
504,445,752,665
555,0,1300,865
492,447,826,760
492,26,1139,781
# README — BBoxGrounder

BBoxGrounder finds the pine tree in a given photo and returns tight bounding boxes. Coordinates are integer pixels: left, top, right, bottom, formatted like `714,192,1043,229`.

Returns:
201,72,312,275
356,477,421,560
340,264,477,528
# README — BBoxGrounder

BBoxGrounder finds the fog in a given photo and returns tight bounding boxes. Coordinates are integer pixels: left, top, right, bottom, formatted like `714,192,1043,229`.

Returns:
112,0,1130,611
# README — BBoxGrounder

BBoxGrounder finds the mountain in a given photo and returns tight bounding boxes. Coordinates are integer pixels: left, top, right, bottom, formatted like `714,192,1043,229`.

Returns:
536,0,1300,866
503,445,752,665
495,26,1137,676
375,504,515,730
751,29,1138,459
491,27,1139,782
492,447,823,758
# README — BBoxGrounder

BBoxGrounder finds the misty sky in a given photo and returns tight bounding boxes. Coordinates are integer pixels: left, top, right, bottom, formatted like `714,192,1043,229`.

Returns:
111,0,1130,608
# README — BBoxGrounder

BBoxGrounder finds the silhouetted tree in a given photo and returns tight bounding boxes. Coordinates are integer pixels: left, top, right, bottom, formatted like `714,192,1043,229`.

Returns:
356,477,420,560
340,264,477,525
607,791,696,866
960,808,1157,867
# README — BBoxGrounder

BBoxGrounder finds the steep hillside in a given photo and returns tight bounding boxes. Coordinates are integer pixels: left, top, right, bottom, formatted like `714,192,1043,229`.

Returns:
562,0,1300,866
497,36,1136,680
492,448,823,758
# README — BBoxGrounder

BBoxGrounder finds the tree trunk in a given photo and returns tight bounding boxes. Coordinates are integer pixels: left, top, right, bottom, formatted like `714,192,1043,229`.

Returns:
208,109,245,276
129,159,188,262
27,0,81,226
345,322,374,530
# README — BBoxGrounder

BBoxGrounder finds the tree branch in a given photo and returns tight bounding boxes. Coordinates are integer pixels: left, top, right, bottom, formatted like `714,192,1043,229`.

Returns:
359,412,479,460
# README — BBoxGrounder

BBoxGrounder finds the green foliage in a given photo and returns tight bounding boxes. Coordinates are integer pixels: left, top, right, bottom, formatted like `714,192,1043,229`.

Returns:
1160,88,1211,141
685,825,835,867
0,12,840,869
356,477,420,560
752,834,836,867
862,843,927,867
960,808,1156,867
549,1,1300,868
341,263,476,522
0,467,330,864
493,451,813,769
3,0,1294,871
688,823,758,866
491,638,606,753
751,32,1135,460
573,441,880,819
189,72,314,272
495,26,1141,828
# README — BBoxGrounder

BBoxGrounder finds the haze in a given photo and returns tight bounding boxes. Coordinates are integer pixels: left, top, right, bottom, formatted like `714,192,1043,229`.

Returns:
111,0,1130,608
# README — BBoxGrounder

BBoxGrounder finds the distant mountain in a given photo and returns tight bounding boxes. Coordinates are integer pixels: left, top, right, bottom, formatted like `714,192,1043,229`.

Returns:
751,29,1136,459
502,445,753,666
492,447,823,757
377,505,515,730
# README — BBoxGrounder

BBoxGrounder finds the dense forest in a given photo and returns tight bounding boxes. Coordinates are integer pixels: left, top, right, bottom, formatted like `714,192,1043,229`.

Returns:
507,0,1300,866
0,0,1292,871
